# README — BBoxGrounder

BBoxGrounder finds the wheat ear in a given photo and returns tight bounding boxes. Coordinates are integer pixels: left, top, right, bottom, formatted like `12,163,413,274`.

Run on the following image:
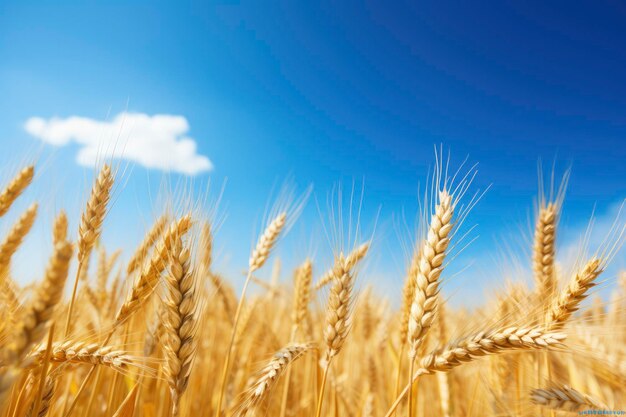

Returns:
292,259,313,334
26,375,56,417
214,212,288,417
546,258,603,329
0,165,34,217
406,190,453,417
28,341,138,371
421,326,565,372
163,236,199,417
115,215,192,324
384,326,566,417
249,212,287,272
314,242,369,290
126,214,168,275
316,255,357,417
65,164,113,336
52,210,68,246
201,224,237,316
0,203,38,276
12,241,73,360
531,384,608,411
394,245,420,397
77,164,113,263
58,217,190,417
278,259,313,417
323,256,356,360
533,202,558,298
399,246,420,346
407,190,453,358
200,221,213,271
234,343,314,416
209,272,235,318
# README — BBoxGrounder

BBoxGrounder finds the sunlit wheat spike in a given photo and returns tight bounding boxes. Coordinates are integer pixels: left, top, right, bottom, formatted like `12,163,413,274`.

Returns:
249,212,286,272
399,245,420,343
314,242,369,290
28,341,139,371
292,259,313,332
163,235,199,417
26,375,56,417
126,214,168,275
200,221,213,271
77,164,114,263
0,203,38,276
13,241,73,360
52,210,68,245
97,249,120,298
143,307,164,357
115,215,192,324
531,384,608,412
323,256,356,360
533,202,558,298
420,326,566,373
0,165,34,217
208,271,236,319
234,343,314,415
546,258,603,329
408,190,454,358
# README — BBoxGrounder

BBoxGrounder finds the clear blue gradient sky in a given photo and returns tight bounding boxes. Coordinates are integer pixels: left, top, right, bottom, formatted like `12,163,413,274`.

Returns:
0,1,624,304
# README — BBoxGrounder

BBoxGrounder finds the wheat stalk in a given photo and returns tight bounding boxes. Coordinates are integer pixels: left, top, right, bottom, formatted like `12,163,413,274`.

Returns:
0,165,34,217
531,384,608,411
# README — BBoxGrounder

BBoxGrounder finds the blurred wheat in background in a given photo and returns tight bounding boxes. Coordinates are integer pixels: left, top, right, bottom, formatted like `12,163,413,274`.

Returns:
0,156,624,417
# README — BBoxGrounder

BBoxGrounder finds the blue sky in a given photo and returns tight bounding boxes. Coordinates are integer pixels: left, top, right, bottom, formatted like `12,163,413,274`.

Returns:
1,1,624,304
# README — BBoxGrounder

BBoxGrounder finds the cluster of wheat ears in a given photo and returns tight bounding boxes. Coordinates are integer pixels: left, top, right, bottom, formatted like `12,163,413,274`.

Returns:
0,159,624,417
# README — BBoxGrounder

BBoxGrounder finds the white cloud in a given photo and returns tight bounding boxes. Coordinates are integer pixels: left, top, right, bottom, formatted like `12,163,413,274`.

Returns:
24,112,213,175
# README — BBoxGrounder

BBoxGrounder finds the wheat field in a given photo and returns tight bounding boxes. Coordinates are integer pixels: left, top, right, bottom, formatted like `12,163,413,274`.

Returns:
0,159,624,417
